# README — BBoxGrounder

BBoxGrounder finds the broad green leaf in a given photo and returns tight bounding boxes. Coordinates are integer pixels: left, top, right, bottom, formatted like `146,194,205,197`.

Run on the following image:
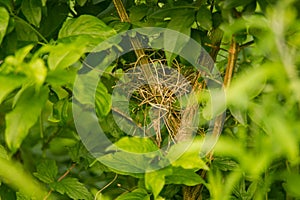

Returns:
98,151,159,174
0,74,25,104
283,172,300,198
33,160,58,184
39,2,68,38
58,15,116,48
145,168,171,198
196,7,212,30
74,71,111,117
129,5,149,22
165,167,205,186
116,188,150,200
46,67,77,86
110,137,159,153
5,86,48,152
21,0,42,27
47,42,85,70
0,7,9,45
170,151,208,170
14,18,38,41
165,9,195,64
50,177,92,200
166,137,208,170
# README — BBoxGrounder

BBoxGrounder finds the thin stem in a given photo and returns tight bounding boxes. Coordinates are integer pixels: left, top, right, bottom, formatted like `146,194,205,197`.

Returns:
94,174,118,200
43,163,76,200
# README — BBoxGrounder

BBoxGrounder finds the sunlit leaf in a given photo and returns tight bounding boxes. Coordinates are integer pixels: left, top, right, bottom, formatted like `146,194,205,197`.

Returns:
109,136,159,153
165,167,205,186
0,7,9,45
0,74,25,104
58,15,116,49
47,42,85,70
5,86,48,152
145,168,171,198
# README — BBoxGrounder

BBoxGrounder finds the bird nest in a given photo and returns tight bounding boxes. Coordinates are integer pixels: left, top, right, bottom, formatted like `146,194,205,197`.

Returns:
113,56,201,147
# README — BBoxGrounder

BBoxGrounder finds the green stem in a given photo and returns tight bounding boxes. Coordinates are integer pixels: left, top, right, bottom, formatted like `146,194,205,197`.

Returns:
0,157,55,199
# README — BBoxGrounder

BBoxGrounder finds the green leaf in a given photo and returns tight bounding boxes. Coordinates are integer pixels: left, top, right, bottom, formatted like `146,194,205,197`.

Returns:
47,42,85,70
46,67,77,86
74,71,112,117
33,160,58,184
165,167,205,186
28,58,47,85
5,86,48,152
0,74,26,104
283,172,300,198
166,137,208,170
110,136,159,153
170,151,208,170
0,0,12,12
145,168,171,198
95,82,112,117
76,0,87,6
196,7,212,30
58,15,116,49
223,0,254,9
229,106,247,125
50,177,92,200
21,0,42,27
0,145,9,160
14,18,39,41
165,9,195,64
2,45,34,71
98,151,160,174
116,188,150,200
0,7,9,45
0,184,18,200
129,5,149,22
39,2,68,38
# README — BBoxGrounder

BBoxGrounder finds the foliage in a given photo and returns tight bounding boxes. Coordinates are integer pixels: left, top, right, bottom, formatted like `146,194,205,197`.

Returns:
0,0,300,199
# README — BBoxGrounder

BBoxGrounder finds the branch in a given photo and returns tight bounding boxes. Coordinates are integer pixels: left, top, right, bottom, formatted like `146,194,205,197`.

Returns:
0,157,51,199
43,163,76,200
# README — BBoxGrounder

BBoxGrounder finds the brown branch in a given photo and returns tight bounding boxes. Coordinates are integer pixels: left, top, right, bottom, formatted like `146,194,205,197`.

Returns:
224,36,239,87
183,35,240,200
43,163,76,200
